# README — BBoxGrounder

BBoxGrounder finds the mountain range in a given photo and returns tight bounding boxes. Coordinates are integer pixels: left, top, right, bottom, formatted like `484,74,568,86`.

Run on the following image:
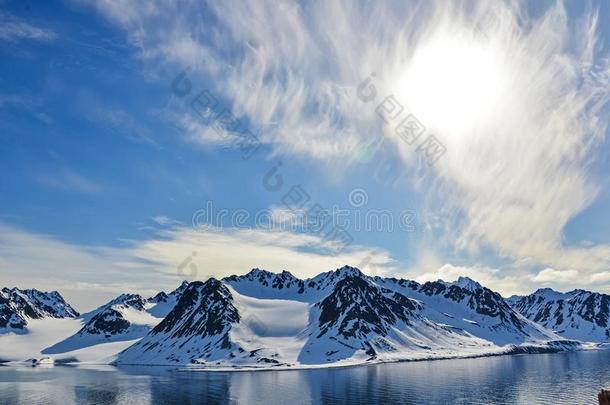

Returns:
0,266,608,369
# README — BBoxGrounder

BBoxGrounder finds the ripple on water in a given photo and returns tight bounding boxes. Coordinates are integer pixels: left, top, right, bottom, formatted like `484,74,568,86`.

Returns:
0,350,608,404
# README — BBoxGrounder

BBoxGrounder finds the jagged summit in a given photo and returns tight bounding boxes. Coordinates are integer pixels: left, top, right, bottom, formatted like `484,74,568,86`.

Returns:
148,281,190,304
101,294,146,312
335,264,364,275
225,268,298,284
531,287,567,301
324,265,365,278
510,287,610,342
171,280,190,294
0,287,78,331
453,276,483,291
307,265,366,288
148,291,168,303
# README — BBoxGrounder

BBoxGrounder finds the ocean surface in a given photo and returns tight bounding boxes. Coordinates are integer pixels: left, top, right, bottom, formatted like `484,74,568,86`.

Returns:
1,350,609,404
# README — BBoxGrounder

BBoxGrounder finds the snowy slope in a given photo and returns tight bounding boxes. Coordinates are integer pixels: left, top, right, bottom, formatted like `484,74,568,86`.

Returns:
0,317,137,363
375,276,559,345
508,288,610,342
42,282,188,355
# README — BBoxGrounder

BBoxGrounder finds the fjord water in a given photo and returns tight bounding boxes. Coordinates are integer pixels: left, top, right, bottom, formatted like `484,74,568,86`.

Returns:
1,350,609,404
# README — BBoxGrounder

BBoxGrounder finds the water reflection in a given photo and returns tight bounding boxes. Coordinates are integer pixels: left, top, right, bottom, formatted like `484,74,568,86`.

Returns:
0,350,608,404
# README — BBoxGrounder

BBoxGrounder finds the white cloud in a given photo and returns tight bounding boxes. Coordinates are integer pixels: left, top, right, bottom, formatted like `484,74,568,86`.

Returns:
126,225,396,282
0,221,395,311
413,263,606,297
590,271,610,284
151,215,181,226
3,220,610,312
412,263,528,297
532,268,580,284
267,206,305,229
0,223,155,311
85,1,610,282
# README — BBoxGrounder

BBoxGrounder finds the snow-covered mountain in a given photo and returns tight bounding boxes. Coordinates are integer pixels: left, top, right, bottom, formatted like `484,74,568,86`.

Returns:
2,269,600,368
375,276,557,345
42,281,188,354
116,279,244,366
0,287,78,331
508,288,610,342
115,267,577,368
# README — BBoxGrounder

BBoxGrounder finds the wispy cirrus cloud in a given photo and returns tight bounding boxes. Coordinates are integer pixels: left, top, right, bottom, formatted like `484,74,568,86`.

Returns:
0,13,56,42
85,1,610,282
91,105,158,146
38,168,104,194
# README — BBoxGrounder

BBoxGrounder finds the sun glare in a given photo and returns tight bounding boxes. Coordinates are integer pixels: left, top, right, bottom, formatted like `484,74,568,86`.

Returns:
397,34,509,142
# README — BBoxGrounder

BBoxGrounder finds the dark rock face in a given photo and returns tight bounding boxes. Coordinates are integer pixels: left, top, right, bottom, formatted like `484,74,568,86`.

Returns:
148,292,168,304
146,280,190,304
77,294,147,337
82,308,131,336
153,279,239,338
0,293,27,329
578,293,610,328
295,272,424,364
0,287,78,330
419,281,528,333
316,275,420,340
116,279,242,364
420,281,448,297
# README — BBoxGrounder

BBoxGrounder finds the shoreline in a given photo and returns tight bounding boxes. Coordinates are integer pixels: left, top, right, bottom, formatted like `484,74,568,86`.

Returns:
4,341,605,373
110,341,600,373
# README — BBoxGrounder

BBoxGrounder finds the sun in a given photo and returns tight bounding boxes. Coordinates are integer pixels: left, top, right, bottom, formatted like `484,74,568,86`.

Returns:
396,33,509,143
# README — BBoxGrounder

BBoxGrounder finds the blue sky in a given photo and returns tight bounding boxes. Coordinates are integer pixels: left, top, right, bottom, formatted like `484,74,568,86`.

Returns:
1,0,609,310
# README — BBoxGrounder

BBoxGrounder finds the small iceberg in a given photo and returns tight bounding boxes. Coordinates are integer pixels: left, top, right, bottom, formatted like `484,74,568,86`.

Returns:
31,357,55,366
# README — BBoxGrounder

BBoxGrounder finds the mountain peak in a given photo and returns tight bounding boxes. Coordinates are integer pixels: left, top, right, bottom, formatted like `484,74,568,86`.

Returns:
533,287,565,298
566,288,589,296
108,293,145,308
165,280,190,298
334,265,364,277
279,270,296,278
309,265,366,288
0,287,78,330
453,276,482,291
248,267,272,275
